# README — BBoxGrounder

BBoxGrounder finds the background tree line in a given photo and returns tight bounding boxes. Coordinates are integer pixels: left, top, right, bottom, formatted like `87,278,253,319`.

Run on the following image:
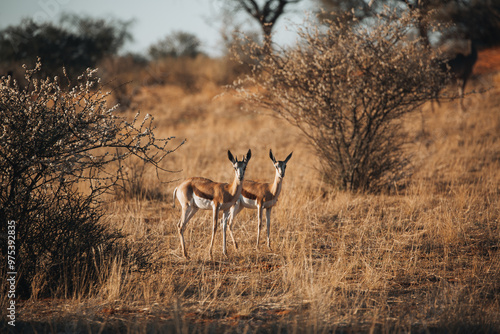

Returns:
316,0,500,48
2,1,498,82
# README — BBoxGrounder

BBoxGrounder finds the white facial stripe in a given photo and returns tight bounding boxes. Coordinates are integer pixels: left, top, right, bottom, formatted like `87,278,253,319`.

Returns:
276,162,286,177
234,162,247,180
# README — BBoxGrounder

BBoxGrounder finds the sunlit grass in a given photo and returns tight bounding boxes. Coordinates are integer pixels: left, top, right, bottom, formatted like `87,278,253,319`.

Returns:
12,70,500,333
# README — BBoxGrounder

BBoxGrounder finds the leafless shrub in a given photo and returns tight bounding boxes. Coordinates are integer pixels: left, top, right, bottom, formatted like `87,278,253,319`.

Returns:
0,61,182,297
233,10,451,191
114,158,166,201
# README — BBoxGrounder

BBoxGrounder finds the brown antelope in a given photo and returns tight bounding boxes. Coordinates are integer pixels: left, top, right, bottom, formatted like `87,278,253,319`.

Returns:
226,149,292,251
447,40,477,98
439,39,478,110
173,149,251,259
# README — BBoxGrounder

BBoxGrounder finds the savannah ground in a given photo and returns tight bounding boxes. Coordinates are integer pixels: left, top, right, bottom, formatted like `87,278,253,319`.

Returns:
3,54,500,333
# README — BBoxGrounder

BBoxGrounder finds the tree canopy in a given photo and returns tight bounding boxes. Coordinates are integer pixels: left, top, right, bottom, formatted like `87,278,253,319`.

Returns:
0,14,132,79
316,0,500,48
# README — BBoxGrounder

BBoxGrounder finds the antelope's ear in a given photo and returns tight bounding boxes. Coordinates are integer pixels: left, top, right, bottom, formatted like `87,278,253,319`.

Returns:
269,149,276,163
228,150,236,164
285,152,293,163
244,149,252,162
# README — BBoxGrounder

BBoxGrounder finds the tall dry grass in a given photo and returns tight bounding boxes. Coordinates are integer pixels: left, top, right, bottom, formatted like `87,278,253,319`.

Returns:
11,68,500,333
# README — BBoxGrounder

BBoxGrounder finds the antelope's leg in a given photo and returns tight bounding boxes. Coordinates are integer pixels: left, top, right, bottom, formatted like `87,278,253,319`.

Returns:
256,204,263,249
208,205,219,259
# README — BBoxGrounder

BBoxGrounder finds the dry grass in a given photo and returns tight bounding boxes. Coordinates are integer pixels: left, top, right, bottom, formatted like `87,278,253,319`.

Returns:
8,68,500,333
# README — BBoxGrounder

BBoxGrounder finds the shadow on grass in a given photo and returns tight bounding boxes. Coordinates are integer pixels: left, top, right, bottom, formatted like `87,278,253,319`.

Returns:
2,316,498,334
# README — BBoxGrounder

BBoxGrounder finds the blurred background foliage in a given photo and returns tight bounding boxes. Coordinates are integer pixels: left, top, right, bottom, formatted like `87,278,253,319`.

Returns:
1,0,498,89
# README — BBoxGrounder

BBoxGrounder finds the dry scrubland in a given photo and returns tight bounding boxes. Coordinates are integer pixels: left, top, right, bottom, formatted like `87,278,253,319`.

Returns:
10,62,500,333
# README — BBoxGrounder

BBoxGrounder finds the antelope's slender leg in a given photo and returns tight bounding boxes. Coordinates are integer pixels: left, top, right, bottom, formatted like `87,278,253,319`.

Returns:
266,207,272,250
256,203,263,249
222,211,228,256
185,206,198,224
228,201,243,250
208,205,219,259
177,206,194,258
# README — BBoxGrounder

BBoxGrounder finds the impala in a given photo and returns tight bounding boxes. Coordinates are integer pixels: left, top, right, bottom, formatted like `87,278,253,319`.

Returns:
173,149,251,259
436,39,478,111
445,40,477,99
226,149,292,251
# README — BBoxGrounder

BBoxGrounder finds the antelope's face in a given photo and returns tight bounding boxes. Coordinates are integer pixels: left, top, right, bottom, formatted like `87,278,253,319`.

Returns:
233,161,247,181
270,150,293,179
228,149,252,182
274,161,287,178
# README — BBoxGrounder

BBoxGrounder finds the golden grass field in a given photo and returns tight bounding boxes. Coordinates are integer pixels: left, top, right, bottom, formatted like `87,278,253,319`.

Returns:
10,56,500,333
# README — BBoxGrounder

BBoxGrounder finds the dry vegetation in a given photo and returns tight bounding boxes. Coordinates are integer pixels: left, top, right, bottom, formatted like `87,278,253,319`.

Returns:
4,55,500,333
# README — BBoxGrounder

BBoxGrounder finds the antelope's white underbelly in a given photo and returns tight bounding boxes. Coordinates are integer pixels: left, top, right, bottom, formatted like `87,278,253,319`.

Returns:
240,196,277,209
193,194,213,210
193,194,237,211
241,196,258,209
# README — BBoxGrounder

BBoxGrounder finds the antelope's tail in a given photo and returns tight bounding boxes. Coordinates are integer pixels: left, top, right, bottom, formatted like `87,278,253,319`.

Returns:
172,187,177,208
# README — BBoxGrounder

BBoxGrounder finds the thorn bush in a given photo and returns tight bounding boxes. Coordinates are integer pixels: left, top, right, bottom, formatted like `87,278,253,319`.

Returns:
0,61,182,297
233,10,452,191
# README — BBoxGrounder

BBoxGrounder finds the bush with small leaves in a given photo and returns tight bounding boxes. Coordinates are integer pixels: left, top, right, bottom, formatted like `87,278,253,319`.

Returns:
233,10,452,191
0,61,181,297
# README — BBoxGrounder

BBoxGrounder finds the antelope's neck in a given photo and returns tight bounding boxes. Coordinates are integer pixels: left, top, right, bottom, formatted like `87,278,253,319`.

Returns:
271,172,283,198
230,175,243,198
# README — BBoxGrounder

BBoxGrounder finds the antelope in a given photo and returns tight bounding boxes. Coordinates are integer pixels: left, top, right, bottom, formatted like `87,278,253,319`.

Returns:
226,149,292,251
446,40,478,98
437,39,478,111
173,149,251,259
